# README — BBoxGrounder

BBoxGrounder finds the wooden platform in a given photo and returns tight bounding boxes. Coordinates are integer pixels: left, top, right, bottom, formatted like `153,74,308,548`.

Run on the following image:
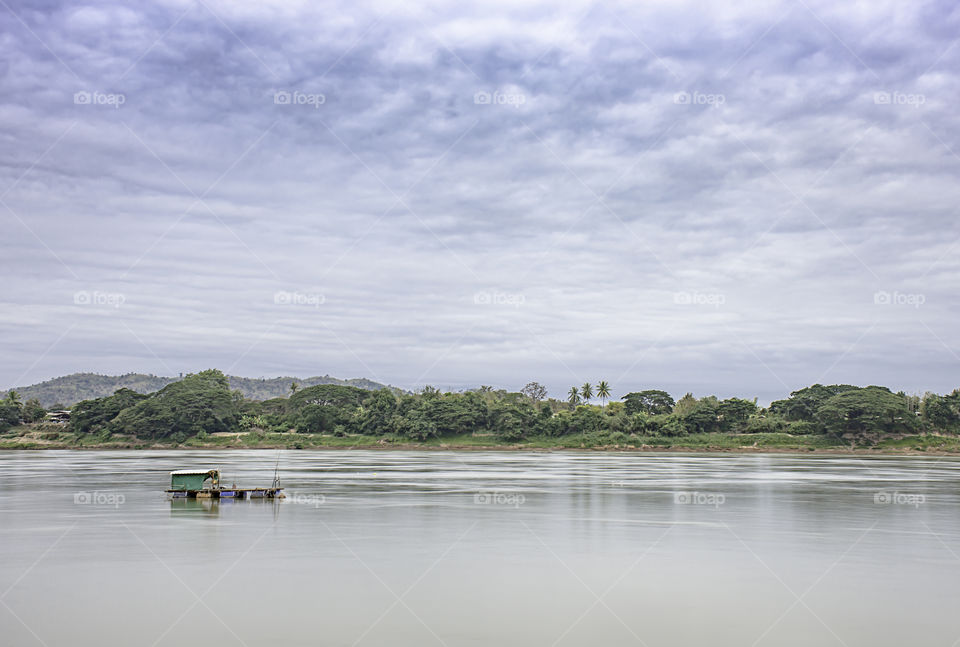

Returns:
166,488,284,499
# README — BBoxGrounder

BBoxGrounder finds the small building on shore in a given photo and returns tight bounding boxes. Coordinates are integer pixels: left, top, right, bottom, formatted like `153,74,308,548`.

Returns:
45,410,71,424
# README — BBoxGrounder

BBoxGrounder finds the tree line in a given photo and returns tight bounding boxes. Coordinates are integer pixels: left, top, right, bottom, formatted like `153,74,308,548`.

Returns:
4,370,958,445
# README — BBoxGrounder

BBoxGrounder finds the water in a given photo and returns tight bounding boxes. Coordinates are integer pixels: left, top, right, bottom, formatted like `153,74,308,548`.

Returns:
2,450,960,646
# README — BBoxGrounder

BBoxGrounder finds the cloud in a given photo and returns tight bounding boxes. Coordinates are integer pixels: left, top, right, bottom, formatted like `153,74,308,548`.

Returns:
1,0,958,403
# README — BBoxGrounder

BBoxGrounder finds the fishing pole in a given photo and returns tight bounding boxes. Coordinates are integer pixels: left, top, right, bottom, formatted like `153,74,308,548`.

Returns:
272,449,281,489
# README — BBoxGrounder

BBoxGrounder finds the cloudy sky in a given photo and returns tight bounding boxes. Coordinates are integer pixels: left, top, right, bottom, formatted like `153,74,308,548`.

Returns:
1,0,958,403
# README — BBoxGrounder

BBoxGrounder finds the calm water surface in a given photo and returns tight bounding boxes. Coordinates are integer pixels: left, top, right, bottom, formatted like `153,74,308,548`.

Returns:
2,450,960,646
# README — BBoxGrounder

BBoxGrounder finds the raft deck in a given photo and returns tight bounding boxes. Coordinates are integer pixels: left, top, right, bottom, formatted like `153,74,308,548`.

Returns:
166,487,284,499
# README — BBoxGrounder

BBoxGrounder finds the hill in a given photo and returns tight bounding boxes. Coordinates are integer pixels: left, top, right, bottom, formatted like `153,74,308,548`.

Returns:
7,372,401,408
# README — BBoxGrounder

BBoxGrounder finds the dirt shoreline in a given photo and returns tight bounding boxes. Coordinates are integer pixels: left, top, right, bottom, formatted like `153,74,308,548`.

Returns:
3,442,960,456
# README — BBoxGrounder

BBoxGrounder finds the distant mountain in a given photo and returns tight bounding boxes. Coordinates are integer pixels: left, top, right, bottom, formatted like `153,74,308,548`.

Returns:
8,372,402,408
226,375,402,401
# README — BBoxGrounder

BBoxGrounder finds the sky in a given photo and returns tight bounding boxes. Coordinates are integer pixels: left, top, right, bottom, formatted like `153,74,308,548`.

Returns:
1,0,958,404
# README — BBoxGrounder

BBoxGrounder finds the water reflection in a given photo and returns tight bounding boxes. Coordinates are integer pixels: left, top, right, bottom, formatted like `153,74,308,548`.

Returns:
169,498,220,518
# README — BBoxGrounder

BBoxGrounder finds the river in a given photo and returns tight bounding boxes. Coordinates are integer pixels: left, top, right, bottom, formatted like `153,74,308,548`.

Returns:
1,450,959,646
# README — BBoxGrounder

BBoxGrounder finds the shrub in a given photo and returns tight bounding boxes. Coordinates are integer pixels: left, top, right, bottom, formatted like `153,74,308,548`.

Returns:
744,416,787,434
647,414,686,437
606,431,630,444
788,420,818,435
496,426,525,442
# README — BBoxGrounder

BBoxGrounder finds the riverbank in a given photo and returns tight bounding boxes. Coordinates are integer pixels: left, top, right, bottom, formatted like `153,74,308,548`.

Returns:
4,425,960,454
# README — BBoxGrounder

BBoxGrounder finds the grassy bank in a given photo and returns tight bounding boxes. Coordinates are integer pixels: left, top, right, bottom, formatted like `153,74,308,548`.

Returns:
4,424,960,454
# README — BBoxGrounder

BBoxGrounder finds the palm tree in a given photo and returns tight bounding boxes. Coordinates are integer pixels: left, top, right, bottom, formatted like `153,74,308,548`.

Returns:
567,386,580,408
289,381,299,396
5,390,21,407
581,382,593,404
596,381,611,407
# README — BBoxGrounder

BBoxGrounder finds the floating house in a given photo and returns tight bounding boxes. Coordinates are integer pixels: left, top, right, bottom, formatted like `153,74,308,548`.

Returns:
169,469,220,492
166,468,283,499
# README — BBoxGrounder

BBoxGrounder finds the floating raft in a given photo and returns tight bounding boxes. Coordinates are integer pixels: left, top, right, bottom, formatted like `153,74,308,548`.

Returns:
165,469,284,499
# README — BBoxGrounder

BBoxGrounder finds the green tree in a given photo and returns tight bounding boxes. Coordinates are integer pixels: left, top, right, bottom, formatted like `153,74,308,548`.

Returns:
360,388,398,435
71,388,149,434
622,390,675,415
717,398,757,431
288,384,367,411
682,399,719,433
520,382,548,407
0,390,24,431
815,386,920,442
596,381,611,408
391,407,438,440
109,370,240,439
922,391,960,432
0,403,20,431
645,413,686,436
567,386,580,408
581,383,593,403
570,405,603,440
423,392,489,436
673,392,698,416
490,400,532,442
769,384,859,422
418,385,441,399
21,398,47,424
295,404,335,433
